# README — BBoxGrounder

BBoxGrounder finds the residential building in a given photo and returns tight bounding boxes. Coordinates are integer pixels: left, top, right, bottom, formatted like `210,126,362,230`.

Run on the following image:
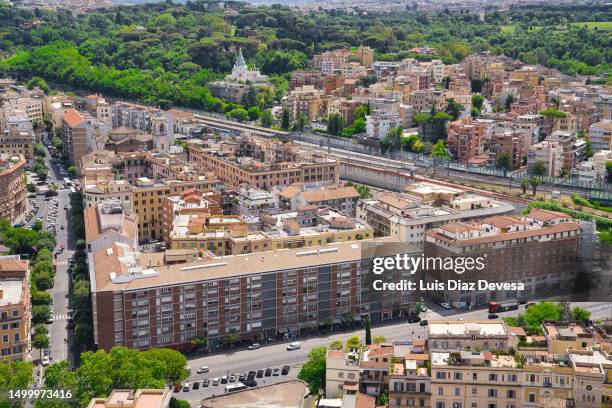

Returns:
595,94,612,120
86,389,172,408
279,185,359,214
233,185,279,217
430,351,522,408
542,321,596,355
166,206,373,255
388,341,431,408
62,108,93,170
83,201,138,253
283,85,329,121
0,258,30,362
428,320,515,352
447,117,487,163
0,124,35,165
366,111,401,139
187,138,339,190
326,349,361,398
360,344,393,397
423,209,582,307
88,239,420,351
209,81,251,104
356,183,515,246
527,140,565,177
0,155,27,224
569,348,612,408
356,46,375,67
589,120,612,151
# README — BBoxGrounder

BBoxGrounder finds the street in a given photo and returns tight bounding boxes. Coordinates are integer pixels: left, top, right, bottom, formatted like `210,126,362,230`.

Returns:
37,139,75,380
179,302,611,405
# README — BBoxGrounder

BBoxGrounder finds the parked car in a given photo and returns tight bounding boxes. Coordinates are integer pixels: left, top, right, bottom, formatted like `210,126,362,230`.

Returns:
202,379,210,387
248,343,260,350
220,375,228,384
440,302,452,310
192,381,200,390
41,355,50,366
272,368,281,376
256,369,264,378
229,375,237,382
182,383,190,392
212,378,220,386
419,319,429,326
281,365,290,375
238,373,246,382
407,315,421,323
196,366,209,374
173,384,181,392
286,342,301,351
243,379,257,387
488,313,499,319
264,368,272,376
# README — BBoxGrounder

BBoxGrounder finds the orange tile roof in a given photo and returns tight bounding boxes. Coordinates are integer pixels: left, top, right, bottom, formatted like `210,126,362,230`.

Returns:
356,393,376,408
301,187,359,203
528,208,570,222
62,108,84,128
0,259,28,272
482,215,525,228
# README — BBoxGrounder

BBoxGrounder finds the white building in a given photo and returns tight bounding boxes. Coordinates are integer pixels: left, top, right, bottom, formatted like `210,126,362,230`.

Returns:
588,120,612,151
527,140,564,177
226,49,268,84
366,111,401,139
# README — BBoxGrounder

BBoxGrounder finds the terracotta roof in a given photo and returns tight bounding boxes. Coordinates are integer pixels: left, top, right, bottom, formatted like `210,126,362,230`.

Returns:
62,109,85,128
301,187,358,203
482,215,525,228
327,350,346,359
278,185,302,199
528,208,570,222
439,222,479,234
165,108,194,120
377,192,412,210
508,326,527,336
355,393,376,408
405,353,429,361
0,259,28,272
427,221,581,246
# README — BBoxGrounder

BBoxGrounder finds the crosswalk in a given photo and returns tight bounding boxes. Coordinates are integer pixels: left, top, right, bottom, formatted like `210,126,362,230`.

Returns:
424,310,442,319
52,314,69,321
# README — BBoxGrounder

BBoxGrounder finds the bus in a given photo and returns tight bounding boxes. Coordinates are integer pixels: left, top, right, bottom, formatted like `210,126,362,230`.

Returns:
63,178,73,186
225,383,247,393
488,300,519,313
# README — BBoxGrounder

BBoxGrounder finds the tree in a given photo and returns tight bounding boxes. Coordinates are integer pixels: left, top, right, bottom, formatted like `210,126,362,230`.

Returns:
51,137,63,150
470,107,480,118
298,347,327,397
142,348,188,386
471,93,484,111
523,302,562,334
32,219,43,232
345,336,360,350
532,160,546,176
226,107,249,122
444,98,463,121
27,76,49,93
225,330,241,347
365,318,372,346
384,126,403,151
0,360,33,390
294,113,307,132
169,398,191,408
606,161,612,182
529,177,540,196
32,332,50,360
496,153,511,170
33,270,53,291
281,107,291,131
68,166,77,177
247,106,261,121
32,305,51,324
521,178,529,195
260,109,273,128
329,340,343,350
571,307,591,324
373,336,386,344
31,290,52,306
327,113,344,136
504,94,515,111
431,140,450,159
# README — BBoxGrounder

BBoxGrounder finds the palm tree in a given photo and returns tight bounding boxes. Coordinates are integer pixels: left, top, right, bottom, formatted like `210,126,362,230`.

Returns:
529,177,540,196
521,178,529,195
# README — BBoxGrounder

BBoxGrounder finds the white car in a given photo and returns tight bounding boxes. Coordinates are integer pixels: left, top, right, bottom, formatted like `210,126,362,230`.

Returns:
41,355,50,366
440,302,452,310
286,342,301,351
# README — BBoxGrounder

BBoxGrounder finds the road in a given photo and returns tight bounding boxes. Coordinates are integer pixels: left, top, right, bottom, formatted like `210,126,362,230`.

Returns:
38,139,75,376
180,302,610,405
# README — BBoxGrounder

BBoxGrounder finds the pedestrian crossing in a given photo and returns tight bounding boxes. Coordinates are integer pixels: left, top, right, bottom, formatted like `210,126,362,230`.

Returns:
52,314,69,321
424,310,442,319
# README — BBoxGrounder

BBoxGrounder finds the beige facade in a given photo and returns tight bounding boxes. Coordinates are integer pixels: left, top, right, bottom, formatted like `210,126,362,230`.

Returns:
0,259,30,362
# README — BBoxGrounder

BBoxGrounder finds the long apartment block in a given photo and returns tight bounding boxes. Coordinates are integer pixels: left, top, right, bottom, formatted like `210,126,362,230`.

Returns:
89,239,420,351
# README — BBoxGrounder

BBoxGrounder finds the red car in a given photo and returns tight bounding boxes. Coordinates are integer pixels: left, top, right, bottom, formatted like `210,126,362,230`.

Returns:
173,384,181,393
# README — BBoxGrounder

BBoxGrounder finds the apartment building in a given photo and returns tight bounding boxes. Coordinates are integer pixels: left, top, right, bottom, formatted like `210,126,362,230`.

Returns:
326,350,361,398
542,321,596,355
594,94,612,121
62,108,93,170
356,46,375,67
527,140,564,177
361,345,393,397
423,209,582,307
83,201,138,253
428,321,515,353
569,348,612,408
356,183,515,246
283,85,330,121
284,186,359,214
0,124,35,165
167,206,373,255
366,111,401,140
187,138,339,190
111,102,172,152
89,239,420,351
522,360,574,408
589,121,612,151
388,341,431,408
0,258,30,362
430,351,523,408
233,186,278,217
0,155,27,224
447,118,487,163
161,189,223,242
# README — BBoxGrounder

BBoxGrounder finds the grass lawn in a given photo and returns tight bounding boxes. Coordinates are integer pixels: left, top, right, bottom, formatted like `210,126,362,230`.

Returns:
569,21,612,30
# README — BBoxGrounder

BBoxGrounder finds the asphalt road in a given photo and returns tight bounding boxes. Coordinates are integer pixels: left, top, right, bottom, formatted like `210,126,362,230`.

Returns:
39,142,75,375
180,302,610,406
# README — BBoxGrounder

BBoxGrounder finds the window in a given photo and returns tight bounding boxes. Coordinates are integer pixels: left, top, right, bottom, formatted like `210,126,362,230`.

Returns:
436,372,447,380
529,394,535,403
473,373,478,381
489,374,497,381
488,389,497,397
438,387,443,396
453,403,462,408
488,405,496,408
507,390,516,398
586,385,593,391
436,403,445,408
455,388,460,396
338,373,344,378
508,374,517,382
454,372,463,380
472,387,477,395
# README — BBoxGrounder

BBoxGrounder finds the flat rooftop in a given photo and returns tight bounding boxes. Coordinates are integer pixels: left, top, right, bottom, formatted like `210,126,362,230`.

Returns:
200,380,307,408
0,279,23,306
428,321,507,337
